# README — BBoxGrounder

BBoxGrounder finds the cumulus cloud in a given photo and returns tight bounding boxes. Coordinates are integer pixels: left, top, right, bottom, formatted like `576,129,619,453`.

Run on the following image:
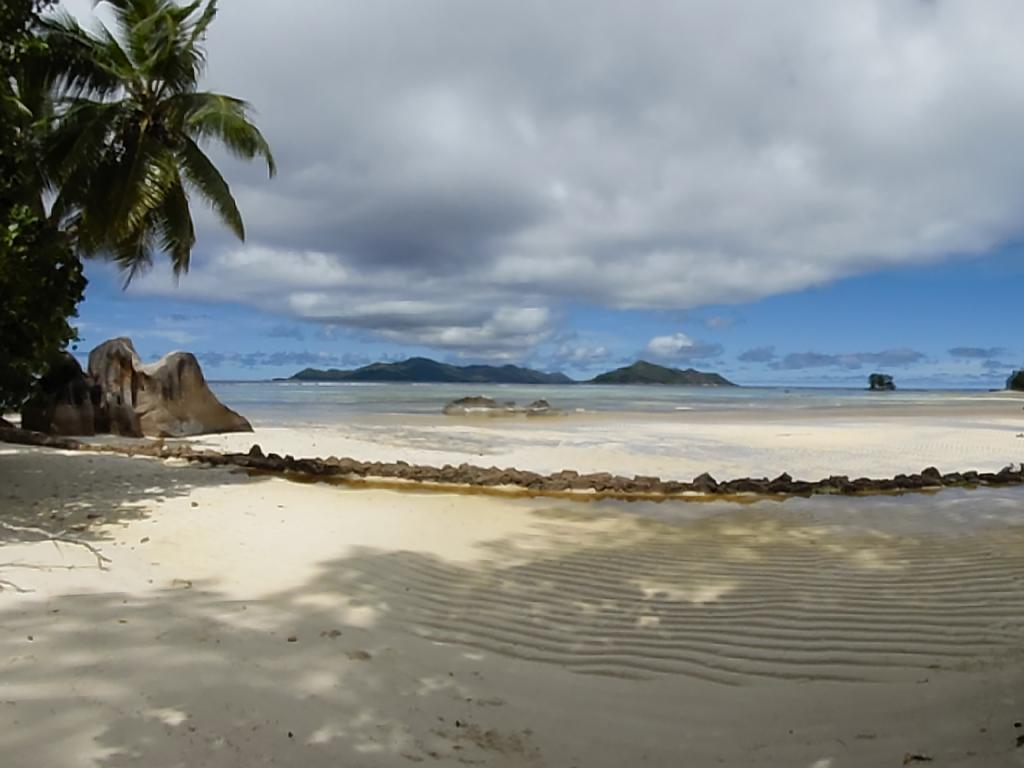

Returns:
67,0,1024,357
645,333,722,361
949,346,1005,359
646,333,695,357
546,339,612,369
738,346,777,363
772,348,925,370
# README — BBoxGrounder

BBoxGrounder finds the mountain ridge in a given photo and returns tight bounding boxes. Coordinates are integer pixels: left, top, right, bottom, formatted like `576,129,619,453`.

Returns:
588,360,735,386
290,356,573,384
289,357,735,386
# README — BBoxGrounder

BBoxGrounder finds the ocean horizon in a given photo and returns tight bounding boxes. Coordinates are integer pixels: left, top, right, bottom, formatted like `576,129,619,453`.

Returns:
207,380,1015,426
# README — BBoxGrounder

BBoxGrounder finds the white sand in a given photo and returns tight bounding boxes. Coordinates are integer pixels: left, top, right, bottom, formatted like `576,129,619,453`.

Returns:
3,444,1024,767
188,402,1024,481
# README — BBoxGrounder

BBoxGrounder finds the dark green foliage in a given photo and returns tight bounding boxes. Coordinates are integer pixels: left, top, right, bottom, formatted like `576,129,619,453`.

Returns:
38,0,275,281
0,207,86,412
2,0,271,411
1,1,87,412
1007,370,1024,392
588,360,735,386
292,357,574,384
1,1,51,203
293,358,736,386
868,373,895,391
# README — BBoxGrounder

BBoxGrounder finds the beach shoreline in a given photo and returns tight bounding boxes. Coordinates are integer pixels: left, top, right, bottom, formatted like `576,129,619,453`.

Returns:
6,422,1024,502
4,393,1024,768
180,387,1024,483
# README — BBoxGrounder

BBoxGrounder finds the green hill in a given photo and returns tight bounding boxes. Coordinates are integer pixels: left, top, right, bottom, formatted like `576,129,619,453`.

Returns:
291,357,573,384
588,360,735,386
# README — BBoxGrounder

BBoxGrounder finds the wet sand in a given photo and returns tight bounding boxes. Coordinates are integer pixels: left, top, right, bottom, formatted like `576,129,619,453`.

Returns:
189,395,1024,481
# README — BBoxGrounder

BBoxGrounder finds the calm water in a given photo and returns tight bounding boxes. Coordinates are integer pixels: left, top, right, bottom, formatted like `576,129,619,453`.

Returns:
207,381,1006,427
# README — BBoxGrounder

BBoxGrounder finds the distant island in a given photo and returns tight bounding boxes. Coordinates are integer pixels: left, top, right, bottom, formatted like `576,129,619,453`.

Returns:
290,357,735,386
588,360,735,386
291,357,573,384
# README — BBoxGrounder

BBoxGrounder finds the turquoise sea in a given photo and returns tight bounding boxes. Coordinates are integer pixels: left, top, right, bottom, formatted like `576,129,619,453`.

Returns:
207,381,1009,427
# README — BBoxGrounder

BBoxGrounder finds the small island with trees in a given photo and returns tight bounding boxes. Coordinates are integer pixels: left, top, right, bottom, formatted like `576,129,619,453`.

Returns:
868,373,896,391
291,357,737,386
587,360,736,386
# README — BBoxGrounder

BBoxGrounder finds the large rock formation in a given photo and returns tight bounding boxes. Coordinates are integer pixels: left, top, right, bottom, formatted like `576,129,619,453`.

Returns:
86,338,143,437
1007,370,1024,391
20,353,98,436
88,338,251,437
868,373,895,391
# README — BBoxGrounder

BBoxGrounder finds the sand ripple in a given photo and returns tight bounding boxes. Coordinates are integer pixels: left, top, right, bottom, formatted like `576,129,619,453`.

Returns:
351,503,1024,684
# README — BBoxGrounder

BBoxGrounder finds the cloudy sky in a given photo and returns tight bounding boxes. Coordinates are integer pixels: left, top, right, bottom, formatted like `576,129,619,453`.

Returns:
66,0,1024,386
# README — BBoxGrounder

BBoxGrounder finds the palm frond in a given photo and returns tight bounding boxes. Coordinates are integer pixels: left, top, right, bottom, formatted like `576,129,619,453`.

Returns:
178,135,244,239
155,172,196,275
38,10,126,98
111,218,157,287
44,99,123,217
184,93,276,176
39,0,275,281
185,0,217,47
101,134,181,244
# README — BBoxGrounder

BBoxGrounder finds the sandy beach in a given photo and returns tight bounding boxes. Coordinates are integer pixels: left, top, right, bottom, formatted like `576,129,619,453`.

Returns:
190,395,1024,482
11,0,1024,764
3,440,1024,767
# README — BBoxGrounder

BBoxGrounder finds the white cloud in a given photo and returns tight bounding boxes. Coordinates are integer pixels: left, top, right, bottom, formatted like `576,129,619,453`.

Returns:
646,333,695,357
548,341,611,369
644,332,723,362
77,0,1024,357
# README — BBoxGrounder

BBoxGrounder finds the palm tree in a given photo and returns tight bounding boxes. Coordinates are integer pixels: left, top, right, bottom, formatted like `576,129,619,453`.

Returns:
37,0,275,282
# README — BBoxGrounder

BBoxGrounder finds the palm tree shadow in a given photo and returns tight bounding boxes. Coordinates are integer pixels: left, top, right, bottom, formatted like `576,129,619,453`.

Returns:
0,446,252,593
0,446,250,541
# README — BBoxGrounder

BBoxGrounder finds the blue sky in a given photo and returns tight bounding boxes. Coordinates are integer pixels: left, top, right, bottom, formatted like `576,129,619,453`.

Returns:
62,0,1024,388
77,242,1023,387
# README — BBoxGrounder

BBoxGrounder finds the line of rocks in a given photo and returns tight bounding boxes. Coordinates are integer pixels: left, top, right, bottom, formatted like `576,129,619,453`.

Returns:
3,426,1024,499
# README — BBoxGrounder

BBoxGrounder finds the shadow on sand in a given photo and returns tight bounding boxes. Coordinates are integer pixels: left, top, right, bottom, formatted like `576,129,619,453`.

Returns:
2,447,1024,767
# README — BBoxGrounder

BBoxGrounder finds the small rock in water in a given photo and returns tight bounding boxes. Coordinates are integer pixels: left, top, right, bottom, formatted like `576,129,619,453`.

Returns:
442,396,504,415
902,753,933,764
